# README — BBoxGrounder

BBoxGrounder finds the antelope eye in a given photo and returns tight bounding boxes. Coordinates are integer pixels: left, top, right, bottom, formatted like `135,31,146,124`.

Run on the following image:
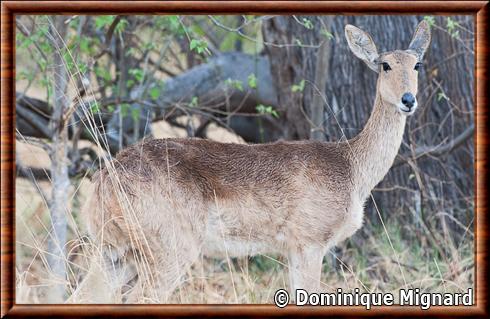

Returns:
382,62,391,72
414,62,422,71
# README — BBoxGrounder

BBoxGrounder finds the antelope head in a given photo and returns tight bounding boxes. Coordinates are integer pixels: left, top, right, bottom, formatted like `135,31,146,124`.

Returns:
345,21,431,115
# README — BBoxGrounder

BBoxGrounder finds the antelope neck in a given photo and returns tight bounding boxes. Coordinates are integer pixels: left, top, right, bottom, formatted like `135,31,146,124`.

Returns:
348,90,407,200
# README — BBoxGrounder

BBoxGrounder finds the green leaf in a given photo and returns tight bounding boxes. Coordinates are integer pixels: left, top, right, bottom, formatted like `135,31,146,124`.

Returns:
142,42,156,51
90,101,100,113
167,15,181,32
225,78,243,91
38,59,47,72
291,79,306,93
95,66,112,82
95,16,116,30
256,104,280,118
247,73,257,89
40,78,49,88
154,16,184,35
149,86,160,100
17,33,34,49
302,18,314,30
79,37,90,54
120,103,130,117
126,47,136,57
437,91,448,101
114,18,128,35
17,70,34,81
77,62,88,74
423,16,436,27
446,17,459,32
44,80,53,100
190,38,211,55
61,49,75,73
129,68,144,82
190,39,198,50
320,29,334,40
190,96,199,107
68,16,80,29
131,107,140,122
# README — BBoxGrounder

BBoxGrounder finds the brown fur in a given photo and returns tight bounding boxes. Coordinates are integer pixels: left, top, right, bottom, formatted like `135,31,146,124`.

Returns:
100,138,352,201
72,21,431,304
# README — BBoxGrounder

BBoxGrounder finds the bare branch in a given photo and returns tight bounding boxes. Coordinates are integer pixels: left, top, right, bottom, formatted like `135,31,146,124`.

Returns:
310,19,332,141
413,124,474,157
395,124,474,166
93,16,122,60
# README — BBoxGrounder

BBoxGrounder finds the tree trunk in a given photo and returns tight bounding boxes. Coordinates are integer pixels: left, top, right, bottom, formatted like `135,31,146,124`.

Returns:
262,17,322,139
47,16,70,303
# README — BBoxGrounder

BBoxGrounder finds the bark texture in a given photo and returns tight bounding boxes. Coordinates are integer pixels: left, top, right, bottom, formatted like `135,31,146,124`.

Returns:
262,17,321,139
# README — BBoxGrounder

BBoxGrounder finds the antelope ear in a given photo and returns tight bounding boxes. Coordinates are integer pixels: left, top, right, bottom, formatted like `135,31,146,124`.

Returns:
408,20,431,60
345,24,379,72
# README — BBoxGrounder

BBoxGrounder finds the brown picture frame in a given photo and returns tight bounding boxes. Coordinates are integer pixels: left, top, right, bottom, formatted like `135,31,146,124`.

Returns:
1,1,488,317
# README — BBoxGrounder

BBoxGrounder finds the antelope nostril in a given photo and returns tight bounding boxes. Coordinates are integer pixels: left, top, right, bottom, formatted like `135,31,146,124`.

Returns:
401,93,415,108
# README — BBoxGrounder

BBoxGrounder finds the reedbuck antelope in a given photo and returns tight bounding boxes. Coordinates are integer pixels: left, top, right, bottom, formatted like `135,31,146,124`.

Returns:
75,21,431,303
